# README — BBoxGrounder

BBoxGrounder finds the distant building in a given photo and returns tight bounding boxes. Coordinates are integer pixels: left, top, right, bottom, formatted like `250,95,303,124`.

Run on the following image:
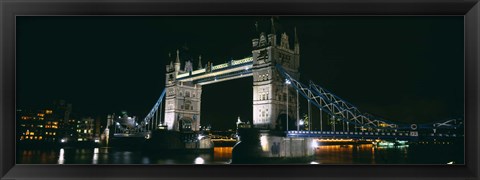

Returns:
76,117,95,142
17,100,74,144
17,108,59,143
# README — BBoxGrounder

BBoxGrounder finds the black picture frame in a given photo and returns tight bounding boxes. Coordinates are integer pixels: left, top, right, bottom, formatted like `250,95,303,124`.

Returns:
1,0,479,179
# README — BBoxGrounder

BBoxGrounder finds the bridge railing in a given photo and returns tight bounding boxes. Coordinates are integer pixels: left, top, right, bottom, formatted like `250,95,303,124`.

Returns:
287,130,460,139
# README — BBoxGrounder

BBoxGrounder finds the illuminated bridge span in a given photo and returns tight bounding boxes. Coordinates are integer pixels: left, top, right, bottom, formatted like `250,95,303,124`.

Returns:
118,20,463,142
176,57,253,85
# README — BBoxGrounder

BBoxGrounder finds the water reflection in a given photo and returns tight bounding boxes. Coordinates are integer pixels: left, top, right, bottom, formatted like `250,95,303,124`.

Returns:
58,148,65,164
17,144,462,164
194,157,205,164
92,148,99,164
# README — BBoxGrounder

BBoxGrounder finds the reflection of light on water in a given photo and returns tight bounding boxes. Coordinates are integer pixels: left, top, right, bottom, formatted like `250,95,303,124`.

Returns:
142,157,150,164
58,148,65,164
194,157,205,164
213,147,233,162
92,148,99,164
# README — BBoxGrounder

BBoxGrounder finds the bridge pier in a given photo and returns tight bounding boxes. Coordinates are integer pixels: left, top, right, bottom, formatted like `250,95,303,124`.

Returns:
232,128,315,164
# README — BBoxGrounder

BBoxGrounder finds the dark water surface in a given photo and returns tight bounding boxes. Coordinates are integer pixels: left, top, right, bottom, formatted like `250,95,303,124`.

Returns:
17,144,463,165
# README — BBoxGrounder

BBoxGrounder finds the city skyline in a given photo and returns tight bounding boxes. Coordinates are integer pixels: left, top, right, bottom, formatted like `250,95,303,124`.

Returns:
16,16,464,130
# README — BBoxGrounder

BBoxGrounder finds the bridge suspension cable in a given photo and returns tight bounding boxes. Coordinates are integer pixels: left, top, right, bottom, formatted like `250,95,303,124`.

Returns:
276,64,408,131
276,64,463,132
142,88,167,131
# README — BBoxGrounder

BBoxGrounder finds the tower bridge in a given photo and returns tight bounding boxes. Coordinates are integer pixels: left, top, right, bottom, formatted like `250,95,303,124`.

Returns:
115,20,463,149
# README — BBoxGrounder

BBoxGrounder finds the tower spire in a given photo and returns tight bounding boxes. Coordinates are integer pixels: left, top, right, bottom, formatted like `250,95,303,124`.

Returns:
198,55,203,69
294,27,300,54
294,26,299,44
270,17,276,35
175,49,180,64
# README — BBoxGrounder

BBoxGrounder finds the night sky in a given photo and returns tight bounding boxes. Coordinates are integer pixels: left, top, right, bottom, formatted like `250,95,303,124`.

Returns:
16,16,464,130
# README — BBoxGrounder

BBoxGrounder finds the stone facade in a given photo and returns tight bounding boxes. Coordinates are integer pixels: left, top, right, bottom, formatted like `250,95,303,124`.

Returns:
164,50,202,131
251,27,300,130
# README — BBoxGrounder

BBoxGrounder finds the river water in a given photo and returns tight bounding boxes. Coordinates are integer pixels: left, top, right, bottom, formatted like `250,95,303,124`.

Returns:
17,144,463,165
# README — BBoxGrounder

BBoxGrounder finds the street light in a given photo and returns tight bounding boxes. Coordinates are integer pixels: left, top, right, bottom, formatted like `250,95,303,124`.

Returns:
285,79,291,132
115,122,120,133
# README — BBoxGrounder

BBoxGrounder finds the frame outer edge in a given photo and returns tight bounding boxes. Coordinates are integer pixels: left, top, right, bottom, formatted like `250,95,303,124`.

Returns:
466,1,480,179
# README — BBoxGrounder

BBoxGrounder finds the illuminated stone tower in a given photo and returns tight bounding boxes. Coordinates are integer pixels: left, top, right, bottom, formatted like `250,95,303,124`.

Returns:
252,19,300,130
164,50,202,131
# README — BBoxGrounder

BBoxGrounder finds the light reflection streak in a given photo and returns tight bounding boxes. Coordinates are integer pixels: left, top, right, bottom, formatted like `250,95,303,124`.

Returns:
58,148,65,164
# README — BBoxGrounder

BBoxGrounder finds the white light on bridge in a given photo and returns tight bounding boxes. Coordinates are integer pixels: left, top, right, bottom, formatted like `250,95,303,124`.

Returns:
299,119,304,126
285,79,291,85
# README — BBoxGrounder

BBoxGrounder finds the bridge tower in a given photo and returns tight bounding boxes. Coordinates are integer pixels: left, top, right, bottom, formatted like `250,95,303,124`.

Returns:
252,19,300,130
164,50,202,131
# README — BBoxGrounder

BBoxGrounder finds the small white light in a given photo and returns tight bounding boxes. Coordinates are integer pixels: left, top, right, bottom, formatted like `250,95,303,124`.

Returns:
285,79,291,85
194,157,205,164
198,135,205,141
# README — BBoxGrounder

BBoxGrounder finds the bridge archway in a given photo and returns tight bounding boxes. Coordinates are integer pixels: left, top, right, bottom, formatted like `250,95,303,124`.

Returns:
179,117,193,132
276,113,297,131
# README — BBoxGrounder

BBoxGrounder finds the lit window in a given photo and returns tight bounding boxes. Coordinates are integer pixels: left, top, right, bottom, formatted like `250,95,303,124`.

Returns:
37,113,44,117
29,132,34,135
45,110,53,114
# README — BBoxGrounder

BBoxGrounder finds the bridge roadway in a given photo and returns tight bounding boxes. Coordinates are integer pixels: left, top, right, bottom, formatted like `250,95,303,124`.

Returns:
287,130,460,141
176,57,253,85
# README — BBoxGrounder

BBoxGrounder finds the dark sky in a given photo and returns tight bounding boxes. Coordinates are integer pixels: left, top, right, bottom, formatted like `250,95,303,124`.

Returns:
16,16,464,130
